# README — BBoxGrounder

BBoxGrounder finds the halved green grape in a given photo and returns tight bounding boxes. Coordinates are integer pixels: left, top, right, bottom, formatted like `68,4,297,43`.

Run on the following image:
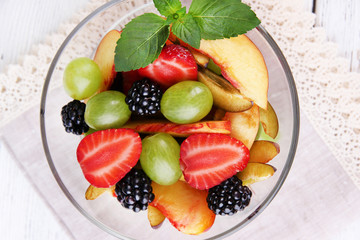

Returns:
84,91,131,130
140,133,182,185
160,81,213,124
63,57,102,100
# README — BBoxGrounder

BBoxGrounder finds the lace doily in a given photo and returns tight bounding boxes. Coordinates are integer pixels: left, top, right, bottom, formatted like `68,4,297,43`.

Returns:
0,0,359,189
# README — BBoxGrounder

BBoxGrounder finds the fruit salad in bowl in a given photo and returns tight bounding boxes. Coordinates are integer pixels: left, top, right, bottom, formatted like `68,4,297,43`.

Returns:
40,0,299,239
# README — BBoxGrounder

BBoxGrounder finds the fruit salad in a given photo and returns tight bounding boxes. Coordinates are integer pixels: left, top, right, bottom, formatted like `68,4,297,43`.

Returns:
60,0,280,235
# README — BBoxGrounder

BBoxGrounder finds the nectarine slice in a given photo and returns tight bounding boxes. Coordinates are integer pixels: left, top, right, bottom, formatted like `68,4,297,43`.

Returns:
123,120,231,137
150,181,215,235
222,104,260,149
85,185,115,200
249,140,280,164
189,48,209,67
237,163,276,186
93,30,121,92
148,205,165,228
198,35,269,109
198,67,253,112
259,101,279,139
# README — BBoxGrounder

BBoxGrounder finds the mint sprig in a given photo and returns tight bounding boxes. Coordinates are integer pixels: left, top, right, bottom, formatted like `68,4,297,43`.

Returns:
114,13,169,72
153,0,182,16
189,0,261,39
172,14,201,48
115,0,260,72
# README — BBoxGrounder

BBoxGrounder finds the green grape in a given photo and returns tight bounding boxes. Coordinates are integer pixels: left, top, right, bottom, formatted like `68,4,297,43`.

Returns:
84,91,131,130
63,57,102,100
161,81,213,124
140,133,182,185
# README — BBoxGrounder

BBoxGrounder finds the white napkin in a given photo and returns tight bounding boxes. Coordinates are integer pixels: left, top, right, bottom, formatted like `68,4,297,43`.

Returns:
0,106,117,240
1,104,360,239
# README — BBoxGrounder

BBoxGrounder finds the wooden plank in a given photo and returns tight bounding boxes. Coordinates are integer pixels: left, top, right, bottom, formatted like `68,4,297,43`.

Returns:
0,141,71,240
0,0,90,72
315,0,360,72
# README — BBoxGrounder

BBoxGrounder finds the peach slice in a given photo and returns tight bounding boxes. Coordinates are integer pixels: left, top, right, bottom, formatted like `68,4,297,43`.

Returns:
259,101,279,139
148,205,166,228
93,30,121,93
85,185,115,200
150,181,215,235
198,66,253,112
189,48,209,67
198,35,269,109
237,163,276,186
123,120,231,137
222,104,260,149
249,140,280,164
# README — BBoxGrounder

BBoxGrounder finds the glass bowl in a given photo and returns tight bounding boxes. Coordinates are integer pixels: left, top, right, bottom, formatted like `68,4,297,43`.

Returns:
40,0,299,239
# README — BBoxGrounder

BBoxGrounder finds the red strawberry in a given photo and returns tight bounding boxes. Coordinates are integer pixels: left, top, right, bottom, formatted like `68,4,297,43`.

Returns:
138,44,198,88
122,70,143,94
76,128,142,188
179,133,249,190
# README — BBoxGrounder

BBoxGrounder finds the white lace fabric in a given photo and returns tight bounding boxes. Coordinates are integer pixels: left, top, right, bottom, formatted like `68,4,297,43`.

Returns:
0,0,359,189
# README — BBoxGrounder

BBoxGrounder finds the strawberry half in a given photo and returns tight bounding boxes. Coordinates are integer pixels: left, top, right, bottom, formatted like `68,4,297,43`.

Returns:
179,133,249,190
76,128,142,188
138,44,198,88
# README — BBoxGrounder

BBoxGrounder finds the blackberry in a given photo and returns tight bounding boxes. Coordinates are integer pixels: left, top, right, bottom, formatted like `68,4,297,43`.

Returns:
61,100,89,135
207,176,252,216
125,78,162,116
115,168,155,212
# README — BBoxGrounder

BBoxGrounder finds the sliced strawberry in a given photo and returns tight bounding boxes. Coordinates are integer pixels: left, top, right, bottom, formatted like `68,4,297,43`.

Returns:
122,70,143,94
179,133,249,190
138,44,198,88
76,128,142,188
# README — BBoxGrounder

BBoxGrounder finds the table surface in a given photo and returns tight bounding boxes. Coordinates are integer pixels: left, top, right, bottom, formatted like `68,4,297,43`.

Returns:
0,0,359,239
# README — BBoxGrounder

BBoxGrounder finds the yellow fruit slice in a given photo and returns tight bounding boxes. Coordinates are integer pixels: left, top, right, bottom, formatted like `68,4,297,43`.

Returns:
85,185,115,200
249,140,280,164
237,163,276,186
148,205,166,228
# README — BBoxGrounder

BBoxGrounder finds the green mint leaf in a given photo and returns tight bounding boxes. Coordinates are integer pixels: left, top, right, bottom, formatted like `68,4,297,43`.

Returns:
153,0,182,16
165,7,186,24
189,0,261,40
115,13,170,72
172,14,201,49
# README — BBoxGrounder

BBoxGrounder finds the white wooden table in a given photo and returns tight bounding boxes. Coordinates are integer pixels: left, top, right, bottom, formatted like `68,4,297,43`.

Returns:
0,0,359,239
303,0,360,72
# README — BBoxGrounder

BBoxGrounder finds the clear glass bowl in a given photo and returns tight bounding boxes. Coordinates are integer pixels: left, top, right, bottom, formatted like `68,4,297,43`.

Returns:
40,0,299,239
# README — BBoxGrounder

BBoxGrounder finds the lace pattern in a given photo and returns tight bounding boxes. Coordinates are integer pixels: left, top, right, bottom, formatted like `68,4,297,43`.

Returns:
0,0,359,188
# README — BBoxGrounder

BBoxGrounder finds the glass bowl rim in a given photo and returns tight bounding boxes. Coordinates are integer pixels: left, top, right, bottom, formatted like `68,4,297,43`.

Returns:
40,0,300,239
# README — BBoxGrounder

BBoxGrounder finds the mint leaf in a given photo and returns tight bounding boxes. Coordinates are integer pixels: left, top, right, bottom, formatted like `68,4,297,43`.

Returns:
154,0,182,16
115,13,170,72
189,0,260,40
166,6,186,24
172,14,201,48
